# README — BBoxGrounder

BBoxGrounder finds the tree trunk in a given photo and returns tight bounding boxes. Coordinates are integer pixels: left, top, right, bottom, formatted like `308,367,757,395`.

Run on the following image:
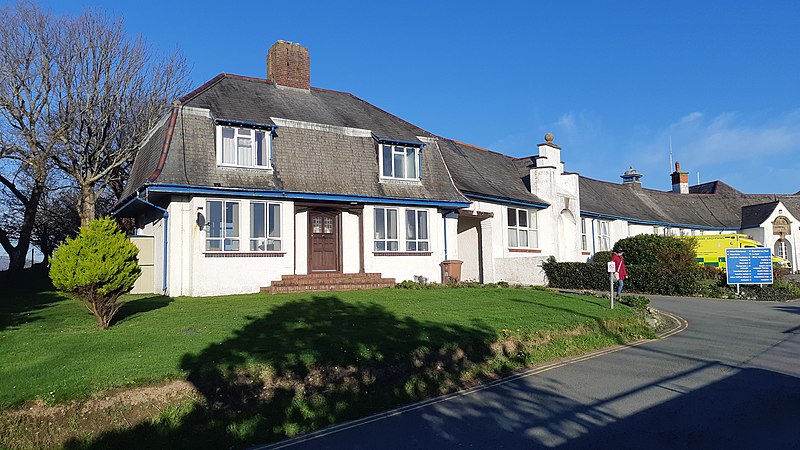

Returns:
6,177,46,272
79,184,97,228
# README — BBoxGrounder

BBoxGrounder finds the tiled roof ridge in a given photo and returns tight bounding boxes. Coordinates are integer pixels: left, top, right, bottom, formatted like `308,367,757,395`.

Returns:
581,174,728,197
146,106,179,183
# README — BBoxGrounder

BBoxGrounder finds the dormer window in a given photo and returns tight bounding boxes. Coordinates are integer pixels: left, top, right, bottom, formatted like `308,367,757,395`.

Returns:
216,125,272,169
379,143,421,180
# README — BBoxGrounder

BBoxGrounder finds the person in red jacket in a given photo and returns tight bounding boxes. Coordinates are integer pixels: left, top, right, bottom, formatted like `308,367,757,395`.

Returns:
611,245,627,297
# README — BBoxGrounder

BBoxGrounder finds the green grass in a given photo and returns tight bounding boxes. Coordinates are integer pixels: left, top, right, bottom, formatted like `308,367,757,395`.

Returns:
0,285,653,449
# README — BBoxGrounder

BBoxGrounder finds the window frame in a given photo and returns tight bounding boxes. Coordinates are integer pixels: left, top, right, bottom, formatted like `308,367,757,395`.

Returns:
216,125,272,169
405,209,430,252
581,217,589,251
249,202,282,252
379,144,421,181
507,207,538,249
597,220,610,251
374,207,400,251
205,199,241,252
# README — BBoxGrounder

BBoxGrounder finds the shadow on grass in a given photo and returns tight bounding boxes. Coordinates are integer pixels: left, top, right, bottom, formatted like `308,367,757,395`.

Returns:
112,295,173,325
0,265,63,332
66,295,495,449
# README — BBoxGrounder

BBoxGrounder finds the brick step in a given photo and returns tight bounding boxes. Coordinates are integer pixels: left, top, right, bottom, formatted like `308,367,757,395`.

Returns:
261,273,396,294
265,281,395,294
279,272,384,281
272,276,395,287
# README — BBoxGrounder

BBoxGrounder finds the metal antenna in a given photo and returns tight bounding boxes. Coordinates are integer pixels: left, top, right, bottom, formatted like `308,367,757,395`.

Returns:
669,136,674,171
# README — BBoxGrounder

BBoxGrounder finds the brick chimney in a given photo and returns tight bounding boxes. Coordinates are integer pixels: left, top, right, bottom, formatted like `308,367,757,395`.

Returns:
267,41,310,90
671,161,689,194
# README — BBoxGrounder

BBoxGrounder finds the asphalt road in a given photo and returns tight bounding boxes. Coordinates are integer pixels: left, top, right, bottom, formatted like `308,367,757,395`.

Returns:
255,297,800,450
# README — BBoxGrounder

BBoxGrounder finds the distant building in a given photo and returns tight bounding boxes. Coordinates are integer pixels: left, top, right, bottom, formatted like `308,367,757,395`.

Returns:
115,41,800,296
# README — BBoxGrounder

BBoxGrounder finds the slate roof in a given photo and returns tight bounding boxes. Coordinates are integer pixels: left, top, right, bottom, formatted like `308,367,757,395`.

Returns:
122,74,467,205
740,202,779,229
688,181,743,196
122,74,800,230
182,74,429,143
437,139,549,207
580,176,800,230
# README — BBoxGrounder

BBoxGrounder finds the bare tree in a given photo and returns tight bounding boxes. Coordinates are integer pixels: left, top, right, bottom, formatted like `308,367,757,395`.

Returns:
0,2,70,272
56,10,190,226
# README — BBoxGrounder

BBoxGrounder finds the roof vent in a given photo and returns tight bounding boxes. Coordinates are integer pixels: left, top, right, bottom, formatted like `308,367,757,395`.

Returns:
620,166,643,184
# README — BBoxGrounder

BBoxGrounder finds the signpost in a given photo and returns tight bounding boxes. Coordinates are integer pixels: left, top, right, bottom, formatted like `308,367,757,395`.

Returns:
607,261,616,309
725,247,773,294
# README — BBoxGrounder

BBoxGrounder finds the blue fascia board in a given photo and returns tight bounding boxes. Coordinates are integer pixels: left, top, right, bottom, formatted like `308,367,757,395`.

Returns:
145,184,470,209
580,211,737,231
373,135,425,148
466,193,549,209
215,118,276,131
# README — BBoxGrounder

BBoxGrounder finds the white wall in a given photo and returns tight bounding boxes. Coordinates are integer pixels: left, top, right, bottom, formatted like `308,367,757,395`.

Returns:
363,205,450,283
169,196,296,297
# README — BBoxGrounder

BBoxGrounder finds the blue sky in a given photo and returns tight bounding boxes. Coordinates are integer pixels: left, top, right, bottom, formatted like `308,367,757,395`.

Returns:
12,0,800,193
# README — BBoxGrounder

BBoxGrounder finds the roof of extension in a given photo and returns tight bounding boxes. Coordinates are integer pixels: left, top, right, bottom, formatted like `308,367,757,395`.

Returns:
121,74,467,206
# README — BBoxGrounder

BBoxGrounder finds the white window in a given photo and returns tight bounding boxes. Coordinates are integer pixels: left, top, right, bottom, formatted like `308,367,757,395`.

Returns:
581,218,589,251
597,220,610,251
374,208,399,251
405,209,429,251
380,144,421,180
206,200,240,251
217,126,271,169
250,202,282,251
508,207,538,248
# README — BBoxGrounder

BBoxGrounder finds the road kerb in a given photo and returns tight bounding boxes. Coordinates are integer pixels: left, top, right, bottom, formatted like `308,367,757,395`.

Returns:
251,309,689,450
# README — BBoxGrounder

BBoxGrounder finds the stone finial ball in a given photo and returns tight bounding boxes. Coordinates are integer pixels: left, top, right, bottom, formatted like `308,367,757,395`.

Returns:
545,133,554,142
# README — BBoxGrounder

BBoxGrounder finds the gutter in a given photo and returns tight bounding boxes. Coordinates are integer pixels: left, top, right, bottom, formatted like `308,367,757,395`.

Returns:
145,183,470,209
580,211,737,231
466,193,549,209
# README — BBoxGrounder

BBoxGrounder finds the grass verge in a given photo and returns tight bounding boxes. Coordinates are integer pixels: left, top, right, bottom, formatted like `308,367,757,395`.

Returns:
0,286,654,449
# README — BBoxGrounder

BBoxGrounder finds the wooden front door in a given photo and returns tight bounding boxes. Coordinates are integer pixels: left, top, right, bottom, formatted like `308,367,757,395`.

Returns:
309,210,341,272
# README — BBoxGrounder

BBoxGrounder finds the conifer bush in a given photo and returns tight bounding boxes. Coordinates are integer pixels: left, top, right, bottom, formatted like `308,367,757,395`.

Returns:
50,217,141,329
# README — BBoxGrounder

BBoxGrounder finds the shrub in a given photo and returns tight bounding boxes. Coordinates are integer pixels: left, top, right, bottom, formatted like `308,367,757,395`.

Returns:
50,217,141,329
615,234,697,266
542,256,610,291
735,282,800,301
618,295,650,309
544,235,704,296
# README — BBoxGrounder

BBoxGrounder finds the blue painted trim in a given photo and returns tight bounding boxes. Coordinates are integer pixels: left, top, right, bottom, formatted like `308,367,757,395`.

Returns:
465,193,549,209
374,135,425,148
215,118,276,131
580,211,736,231
145,184,470,209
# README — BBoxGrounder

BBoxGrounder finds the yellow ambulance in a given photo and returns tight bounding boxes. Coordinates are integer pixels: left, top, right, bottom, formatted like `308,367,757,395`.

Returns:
682,234,791,269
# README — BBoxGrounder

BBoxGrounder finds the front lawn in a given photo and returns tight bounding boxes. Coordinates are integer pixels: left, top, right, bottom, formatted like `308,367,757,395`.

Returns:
0,285,653,449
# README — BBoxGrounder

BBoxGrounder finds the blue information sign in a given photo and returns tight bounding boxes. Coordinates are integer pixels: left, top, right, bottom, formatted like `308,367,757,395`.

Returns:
725,247,773,285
